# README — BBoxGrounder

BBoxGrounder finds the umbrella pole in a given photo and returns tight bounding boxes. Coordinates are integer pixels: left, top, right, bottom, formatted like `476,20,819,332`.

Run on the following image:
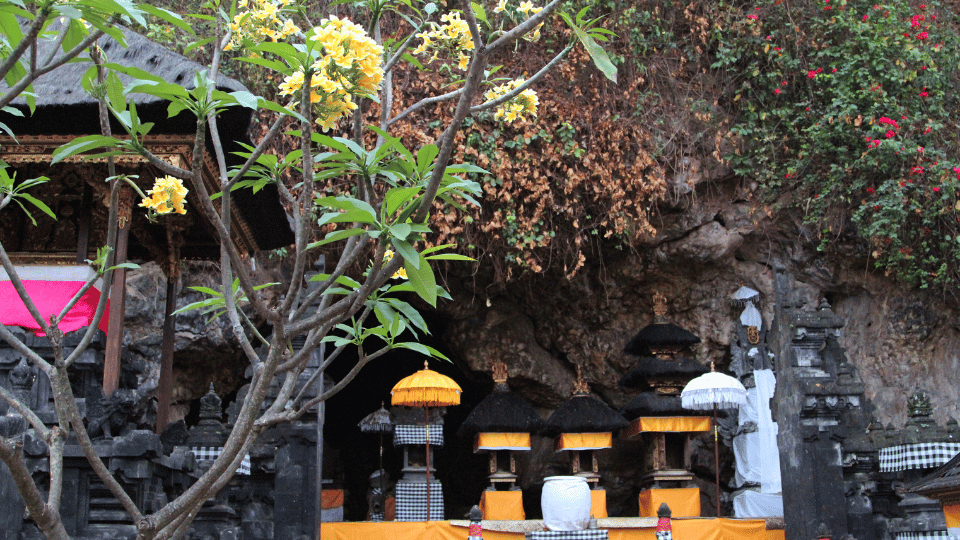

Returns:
379,431,385,511
714,403,721,518
425,405,431,521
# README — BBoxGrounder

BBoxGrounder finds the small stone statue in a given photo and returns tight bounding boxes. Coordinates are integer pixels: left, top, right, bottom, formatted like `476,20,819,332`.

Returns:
367,469,393,521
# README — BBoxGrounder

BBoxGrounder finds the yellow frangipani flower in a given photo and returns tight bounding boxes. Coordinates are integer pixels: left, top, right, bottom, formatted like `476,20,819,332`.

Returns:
484,79,539,123
382,250,409,280
140,175,189,215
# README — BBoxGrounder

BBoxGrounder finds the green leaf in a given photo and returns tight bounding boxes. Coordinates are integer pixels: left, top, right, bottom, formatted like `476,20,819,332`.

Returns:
395,342,448,360
309,227,367,248
108,262,141,270
139,4,194,34
404,253,436,306
425,253,474,261
230,90,259,109
391,238,419,269
389,223,412,240
51,135,121,164
17,194,56,221
562,14,617,83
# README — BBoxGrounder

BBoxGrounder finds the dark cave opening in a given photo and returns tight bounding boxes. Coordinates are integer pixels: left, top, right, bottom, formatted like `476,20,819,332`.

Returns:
322,310,493,521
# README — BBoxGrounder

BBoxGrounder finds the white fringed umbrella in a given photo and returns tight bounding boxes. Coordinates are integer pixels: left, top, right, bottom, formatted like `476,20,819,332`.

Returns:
731,286,760,307
681,364,747,516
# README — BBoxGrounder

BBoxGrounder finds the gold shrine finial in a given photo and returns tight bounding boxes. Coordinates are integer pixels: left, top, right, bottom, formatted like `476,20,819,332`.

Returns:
492,361,508,385
653,291,668,323
573,365,590,395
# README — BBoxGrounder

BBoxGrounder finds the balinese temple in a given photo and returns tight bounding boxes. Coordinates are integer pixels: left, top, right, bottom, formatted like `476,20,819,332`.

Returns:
543,365,628,519
907,445,960,540
458,361,545,520
0,24,293,435
877,388,960,540
619,291,710,517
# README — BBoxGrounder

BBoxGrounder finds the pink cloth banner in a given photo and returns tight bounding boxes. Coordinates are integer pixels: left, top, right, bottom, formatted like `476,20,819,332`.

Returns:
0,265,109,335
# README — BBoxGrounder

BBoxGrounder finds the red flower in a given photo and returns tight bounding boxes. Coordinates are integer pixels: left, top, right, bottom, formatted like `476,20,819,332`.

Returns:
920,91,928,97
808,71,817,78
917,31,928,40
885,130,895,138
863,14,869,20
814,194,820,199
874,205,881,211
766,35,773,40
918,147,924,153
920,4,926,8
774,88,782,94
748,14,759,19
867,187,875,193
924,127,932,134
832,68,837,72
878,117,900,129
933,187,940,192
775,47,782,52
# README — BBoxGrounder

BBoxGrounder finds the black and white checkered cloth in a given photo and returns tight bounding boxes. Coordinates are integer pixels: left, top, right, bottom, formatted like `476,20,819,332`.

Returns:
879,443,960,472
369,512,385,522
393,425,444,446
526,531,609,540
894,531,950,540
395,481,444,521
190,447,252,475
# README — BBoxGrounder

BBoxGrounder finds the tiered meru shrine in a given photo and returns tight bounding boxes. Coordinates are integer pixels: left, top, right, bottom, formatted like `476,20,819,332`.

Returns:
2,25,960,540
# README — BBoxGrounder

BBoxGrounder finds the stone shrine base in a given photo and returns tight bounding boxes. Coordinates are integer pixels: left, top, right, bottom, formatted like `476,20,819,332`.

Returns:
319,517,785,540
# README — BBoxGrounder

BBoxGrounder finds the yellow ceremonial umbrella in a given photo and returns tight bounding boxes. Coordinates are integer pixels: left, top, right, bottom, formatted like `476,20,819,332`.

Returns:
391,360,462,520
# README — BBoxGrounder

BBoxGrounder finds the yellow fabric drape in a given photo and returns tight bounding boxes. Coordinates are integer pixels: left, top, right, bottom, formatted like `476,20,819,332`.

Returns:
320,519,785,540
623,417,712,438
592,489,608,519
638,488,700,517
475,432,532,452
944,503,960,528
480,490,526,520
555,432,613,451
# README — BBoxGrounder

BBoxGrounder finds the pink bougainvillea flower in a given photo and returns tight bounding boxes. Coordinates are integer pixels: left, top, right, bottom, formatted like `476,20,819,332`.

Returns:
917,31,928,39
747,14,758,19
775,47,782,51
808,70,817,78
920,4,926,8
923,127,932,134
885,130,895,138
774,88,782,94
863,14,869,21
920,90,928,97
878,117,900,129
933,187,940,192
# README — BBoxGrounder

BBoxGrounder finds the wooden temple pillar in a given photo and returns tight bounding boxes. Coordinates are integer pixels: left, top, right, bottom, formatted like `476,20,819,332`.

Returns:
102,186,132,397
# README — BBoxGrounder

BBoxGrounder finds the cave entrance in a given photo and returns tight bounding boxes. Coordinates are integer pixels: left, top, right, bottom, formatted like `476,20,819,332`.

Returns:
322,314,490,521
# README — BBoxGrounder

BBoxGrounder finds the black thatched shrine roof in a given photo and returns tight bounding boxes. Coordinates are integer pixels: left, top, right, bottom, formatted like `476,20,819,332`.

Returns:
457,391,544,437
906,450,960,501
623,323,701,357
619,391,704,420
0,24,293,253
618,355,709,389
542,394,628,437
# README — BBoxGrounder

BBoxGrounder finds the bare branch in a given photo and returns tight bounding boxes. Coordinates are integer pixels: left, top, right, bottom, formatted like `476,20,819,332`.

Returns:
0,437,69,540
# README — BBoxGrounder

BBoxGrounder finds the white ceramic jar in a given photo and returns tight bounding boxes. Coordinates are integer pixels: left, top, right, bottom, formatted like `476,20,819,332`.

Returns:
541,476,591,531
